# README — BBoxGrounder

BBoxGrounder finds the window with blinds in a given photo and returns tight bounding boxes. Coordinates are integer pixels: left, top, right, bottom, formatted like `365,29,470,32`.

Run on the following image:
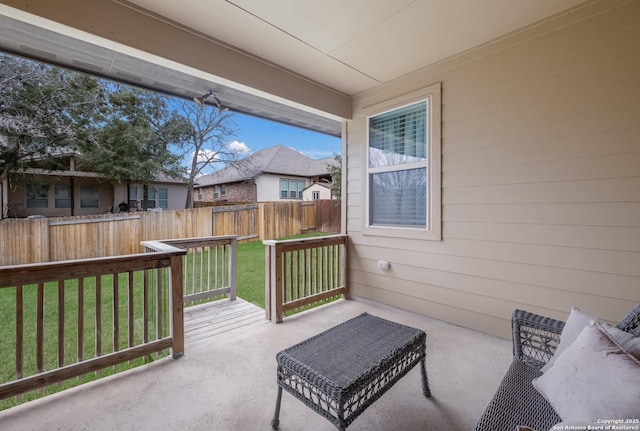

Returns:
80,186,99,208
368,100,428,228
280,178,305,199
364,82,441,240
54,184,72,208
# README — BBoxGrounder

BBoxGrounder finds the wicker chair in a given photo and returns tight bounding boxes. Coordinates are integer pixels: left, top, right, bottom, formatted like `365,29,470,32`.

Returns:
474,305,640,431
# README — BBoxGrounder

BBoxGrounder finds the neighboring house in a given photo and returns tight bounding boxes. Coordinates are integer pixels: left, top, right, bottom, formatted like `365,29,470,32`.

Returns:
195,145,335,203
302,181,333,201
114,173,190,213
2,153,190,218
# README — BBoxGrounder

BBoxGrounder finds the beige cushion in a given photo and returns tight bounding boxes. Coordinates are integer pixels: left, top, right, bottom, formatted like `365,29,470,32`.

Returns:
532,321,640,421
542,307,596,372
606,324,640,359
542,307,640,372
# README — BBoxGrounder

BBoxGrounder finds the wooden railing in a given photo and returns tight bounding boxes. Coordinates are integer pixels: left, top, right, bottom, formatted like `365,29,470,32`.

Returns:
0,250,186,401
264,235,348,323
142,236,237,306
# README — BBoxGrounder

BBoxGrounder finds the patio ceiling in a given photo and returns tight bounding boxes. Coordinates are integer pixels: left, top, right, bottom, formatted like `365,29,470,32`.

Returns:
0,0,586,136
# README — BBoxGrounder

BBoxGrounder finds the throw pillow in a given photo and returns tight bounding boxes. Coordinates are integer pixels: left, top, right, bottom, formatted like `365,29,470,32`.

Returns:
541,307,597,372
532,321,640,421
605,323,640,359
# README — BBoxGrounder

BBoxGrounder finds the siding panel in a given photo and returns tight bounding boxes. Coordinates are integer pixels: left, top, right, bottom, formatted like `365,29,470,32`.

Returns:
346,0,640,337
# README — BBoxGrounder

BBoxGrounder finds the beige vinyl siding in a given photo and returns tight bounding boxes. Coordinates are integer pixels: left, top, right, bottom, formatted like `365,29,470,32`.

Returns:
346,0,640,338
255,174,282,202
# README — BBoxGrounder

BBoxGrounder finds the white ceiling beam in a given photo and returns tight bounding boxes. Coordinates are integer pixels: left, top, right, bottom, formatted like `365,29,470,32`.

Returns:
0,0,350,120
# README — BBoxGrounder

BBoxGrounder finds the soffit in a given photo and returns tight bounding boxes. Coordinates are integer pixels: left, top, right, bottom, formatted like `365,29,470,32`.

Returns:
129,0,587,94
0,0,589,136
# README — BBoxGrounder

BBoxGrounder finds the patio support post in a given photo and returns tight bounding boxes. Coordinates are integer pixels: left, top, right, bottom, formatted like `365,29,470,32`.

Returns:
170,254,185,358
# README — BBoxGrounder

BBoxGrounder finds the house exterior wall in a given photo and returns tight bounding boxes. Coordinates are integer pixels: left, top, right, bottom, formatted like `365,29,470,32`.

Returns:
196,182,256,203
114,183,189,211
302,183,332,201
346,0,640,338
8,176,113,217
255,173,308,202
224,182,256,202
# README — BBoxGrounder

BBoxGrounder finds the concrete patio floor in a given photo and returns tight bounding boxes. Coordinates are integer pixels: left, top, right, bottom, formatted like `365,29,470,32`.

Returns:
0,298,512,431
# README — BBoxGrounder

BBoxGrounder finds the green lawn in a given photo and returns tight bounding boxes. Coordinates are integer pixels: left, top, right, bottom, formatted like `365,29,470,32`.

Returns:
235,232,334,309
0,232,335,410
235,239,266,307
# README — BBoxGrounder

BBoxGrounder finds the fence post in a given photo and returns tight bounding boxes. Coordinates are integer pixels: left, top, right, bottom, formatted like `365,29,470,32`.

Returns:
170,254,185,358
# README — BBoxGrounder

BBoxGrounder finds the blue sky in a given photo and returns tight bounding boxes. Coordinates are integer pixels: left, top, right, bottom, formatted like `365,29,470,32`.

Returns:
231,112,341,160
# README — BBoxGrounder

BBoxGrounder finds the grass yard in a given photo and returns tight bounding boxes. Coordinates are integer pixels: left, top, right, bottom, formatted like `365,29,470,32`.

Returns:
0,232,335,410
235,239,266,307
235,232,336,311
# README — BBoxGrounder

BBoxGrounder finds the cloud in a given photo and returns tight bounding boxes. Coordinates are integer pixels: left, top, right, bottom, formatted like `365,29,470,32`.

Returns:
196,149,218,163
194,141,250,163
228,140,251,154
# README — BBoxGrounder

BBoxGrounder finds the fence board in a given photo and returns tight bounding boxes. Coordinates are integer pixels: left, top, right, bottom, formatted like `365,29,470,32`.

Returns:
260,201,303,241
0,201,341,265
315,200,341,233
212,204,258,241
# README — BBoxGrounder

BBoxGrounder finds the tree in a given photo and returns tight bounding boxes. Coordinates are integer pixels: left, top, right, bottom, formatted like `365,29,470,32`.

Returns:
80,85,189,192
172,99,245,209
0,53,103,186
327,154,342,199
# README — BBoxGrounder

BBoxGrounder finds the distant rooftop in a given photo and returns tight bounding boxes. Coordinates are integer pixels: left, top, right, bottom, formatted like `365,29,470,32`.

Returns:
196,145,335,187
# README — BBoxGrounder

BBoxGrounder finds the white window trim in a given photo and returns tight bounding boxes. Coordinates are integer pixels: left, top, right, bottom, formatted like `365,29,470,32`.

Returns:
362,82,441,241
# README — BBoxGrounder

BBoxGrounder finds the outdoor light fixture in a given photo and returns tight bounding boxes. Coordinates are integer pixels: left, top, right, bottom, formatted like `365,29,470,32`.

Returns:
193,90,228,112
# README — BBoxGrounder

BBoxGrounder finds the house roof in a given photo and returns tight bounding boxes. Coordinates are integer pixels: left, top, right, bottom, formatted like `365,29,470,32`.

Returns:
303,181,332,192
0,142,190,184
196,145,334,187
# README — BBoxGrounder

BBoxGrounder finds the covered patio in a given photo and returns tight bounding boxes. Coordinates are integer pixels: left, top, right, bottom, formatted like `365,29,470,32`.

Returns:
0,298,511,431
0,0,639,428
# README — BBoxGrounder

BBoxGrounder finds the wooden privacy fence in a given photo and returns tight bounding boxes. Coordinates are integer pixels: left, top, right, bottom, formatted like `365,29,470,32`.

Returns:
0,249,186,401
314,199,341,233
0,200,341,266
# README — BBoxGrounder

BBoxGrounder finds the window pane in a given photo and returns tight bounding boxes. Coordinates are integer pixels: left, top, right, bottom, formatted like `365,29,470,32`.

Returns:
289,180,297,198
280,179,288,198
129,187,137,200
159,188,168,209
369,101,427,168
27,183,49,208
370,168,426,227
54,184,71,208
148,188,156,199
80,186,99,208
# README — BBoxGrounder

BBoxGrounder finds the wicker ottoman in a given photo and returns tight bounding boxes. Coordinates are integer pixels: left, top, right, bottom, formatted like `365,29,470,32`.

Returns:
272,312,430,430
